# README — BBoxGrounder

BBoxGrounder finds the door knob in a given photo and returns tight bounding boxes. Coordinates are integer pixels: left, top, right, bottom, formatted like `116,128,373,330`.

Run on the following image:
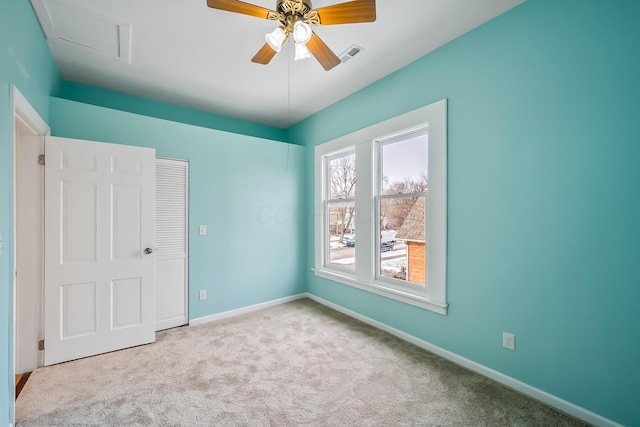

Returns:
144,248,153,254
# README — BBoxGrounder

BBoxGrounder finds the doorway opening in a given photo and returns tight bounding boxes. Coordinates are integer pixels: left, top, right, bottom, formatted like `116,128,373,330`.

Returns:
13,87,49,381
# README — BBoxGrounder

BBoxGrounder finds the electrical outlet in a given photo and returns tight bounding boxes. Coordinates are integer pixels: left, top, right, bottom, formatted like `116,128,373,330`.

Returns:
199,290,207,301
503,332,515,351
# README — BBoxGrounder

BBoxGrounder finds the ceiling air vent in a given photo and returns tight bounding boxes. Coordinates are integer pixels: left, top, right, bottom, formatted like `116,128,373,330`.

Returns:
339,45,363,64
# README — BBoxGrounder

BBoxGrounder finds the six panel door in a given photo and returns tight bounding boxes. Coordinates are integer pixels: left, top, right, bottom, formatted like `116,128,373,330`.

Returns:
44,136,156,366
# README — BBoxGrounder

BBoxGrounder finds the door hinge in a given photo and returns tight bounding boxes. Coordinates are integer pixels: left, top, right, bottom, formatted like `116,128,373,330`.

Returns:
38,154,45,165
38,339,45,351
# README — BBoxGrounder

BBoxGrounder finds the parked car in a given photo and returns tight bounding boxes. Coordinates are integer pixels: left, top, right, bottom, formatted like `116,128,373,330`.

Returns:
380,241,395,252
345,237,356,247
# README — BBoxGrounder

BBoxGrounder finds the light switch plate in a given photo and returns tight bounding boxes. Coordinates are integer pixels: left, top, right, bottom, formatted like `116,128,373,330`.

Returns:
199,225,207,236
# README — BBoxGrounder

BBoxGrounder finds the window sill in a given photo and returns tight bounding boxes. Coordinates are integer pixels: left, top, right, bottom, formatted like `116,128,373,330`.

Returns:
313,268,448,315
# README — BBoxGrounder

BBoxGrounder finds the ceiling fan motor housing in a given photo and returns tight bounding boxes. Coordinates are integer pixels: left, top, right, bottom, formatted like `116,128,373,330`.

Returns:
276,0,313,17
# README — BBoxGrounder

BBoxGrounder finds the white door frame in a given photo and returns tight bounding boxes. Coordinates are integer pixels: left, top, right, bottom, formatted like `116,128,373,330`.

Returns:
12,86,50,405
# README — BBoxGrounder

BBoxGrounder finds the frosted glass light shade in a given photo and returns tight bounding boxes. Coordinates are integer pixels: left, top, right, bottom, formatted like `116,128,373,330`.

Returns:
266,27,286,52
294,43,312,61
292,21,312,44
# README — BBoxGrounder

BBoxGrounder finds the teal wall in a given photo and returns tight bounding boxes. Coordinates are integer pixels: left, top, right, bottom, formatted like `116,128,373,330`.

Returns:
50,98,306,321
291,0,640,425
59,81,289,143
0,1,62,424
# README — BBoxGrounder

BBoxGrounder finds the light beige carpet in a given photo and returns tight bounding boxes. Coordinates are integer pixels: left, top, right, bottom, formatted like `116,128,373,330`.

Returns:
16,299,588,426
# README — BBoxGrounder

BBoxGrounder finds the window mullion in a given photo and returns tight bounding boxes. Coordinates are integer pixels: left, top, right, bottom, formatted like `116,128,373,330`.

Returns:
354,141,373,284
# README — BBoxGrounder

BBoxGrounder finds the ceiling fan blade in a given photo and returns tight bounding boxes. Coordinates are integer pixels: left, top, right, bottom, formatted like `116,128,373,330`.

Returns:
251,43,278,65
307,33,341,71
314,0,376,25
207,0,274,19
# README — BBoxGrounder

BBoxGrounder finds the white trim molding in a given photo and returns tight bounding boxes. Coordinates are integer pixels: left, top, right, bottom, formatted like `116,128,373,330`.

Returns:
13,87,50,136
307,294,623,427
313,269,447,314
189,294,308,326
11,86,50,427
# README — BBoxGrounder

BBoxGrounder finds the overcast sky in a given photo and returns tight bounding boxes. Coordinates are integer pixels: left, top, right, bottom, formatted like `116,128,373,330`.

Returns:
382,134,428,185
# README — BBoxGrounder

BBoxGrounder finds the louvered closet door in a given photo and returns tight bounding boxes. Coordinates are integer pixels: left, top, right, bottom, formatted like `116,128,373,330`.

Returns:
155,158,189,331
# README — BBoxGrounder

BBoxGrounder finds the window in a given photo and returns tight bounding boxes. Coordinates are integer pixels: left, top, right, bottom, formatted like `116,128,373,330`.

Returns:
314,100,447,314
325,152,356,271
377,130,428,287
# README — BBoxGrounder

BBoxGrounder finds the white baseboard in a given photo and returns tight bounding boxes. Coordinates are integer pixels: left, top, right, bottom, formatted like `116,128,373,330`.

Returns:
189,293,307,326
307,294,622,427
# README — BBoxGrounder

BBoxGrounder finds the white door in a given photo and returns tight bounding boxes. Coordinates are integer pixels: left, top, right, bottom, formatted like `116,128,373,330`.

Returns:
44,136,156,366
155,158,189,331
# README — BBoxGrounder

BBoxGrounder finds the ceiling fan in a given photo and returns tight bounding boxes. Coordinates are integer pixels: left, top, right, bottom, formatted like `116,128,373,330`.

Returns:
206,0,376,71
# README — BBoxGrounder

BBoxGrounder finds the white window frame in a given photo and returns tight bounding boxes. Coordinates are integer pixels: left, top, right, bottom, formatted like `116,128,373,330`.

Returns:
314,99,448,315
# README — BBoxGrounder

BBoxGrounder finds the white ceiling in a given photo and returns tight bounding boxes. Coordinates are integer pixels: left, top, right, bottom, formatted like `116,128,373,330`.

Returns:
30,0,525,128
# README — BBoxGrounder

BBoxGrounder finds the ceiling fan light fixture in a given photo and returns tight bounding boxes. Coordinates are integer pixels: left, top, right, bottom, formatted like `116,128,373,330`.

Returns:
207,0,377,70
266,27,287,52
292,21,312,44
294,42,312,61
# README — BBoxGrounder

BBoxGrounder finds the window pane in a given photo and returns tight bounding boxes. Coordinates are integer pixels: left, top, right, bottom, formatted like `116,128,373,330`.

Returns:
381,135,428,195
379,196,426,286
329,154,356,200
327,201,355,270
